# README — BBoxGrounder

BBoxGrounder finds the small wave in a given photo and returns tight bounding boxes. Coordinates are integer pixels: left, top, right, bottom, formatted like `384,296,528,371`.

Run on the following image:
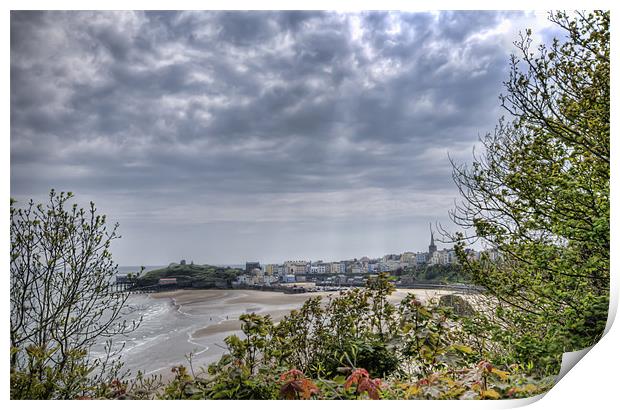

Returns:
176,306,204,318
169,297,194,318
123,333,165,354
187,329,210,356
144,366,171,376
146,302,173,317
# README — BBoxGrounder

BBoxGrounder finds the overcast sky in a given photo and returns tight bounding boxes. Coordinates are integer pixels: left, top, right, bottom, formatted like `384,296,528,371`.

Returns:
10,11,561,265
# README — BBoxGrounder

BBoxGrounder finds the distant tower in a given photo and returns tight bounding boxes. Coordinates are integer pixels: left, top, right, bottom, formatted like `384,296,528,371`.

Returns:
428,223,437,256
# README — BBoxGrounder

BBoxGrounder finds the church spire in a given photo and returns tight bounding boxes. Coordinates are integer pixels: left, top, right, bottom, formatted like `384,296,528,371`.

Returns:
428,223,437,255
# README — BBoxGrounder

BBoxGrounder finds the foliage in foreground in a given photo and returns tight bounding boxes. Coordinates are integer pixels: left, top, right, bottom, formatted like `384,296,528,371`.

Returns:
181,275,554,400
10,190,137,399
450,10,609,372
11,274,554,399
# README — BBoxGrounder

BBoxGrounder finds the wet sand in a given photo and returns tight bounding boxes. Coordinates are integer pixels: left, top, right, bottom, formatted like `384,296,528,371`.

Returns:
151,289,333,339
107,287,483,379
151,288,464,340
150,288,332,306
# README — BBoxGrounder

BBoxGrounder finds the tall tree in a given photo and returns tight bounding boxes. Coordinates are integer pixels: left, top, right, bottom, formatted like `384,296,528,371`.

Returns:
450,11,609,371
10,190,138,398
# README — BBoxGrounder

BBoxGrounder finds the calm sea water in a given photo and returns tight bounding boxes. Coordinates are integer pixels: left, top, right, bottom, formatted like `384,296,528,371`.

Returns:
89,292,239,377
96,266,244,376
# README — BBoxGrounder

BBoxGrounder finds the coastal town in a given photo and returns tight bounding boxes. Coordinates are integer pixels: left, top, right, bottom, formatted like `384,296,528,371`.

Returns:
230,229,498,290
115,228,498,294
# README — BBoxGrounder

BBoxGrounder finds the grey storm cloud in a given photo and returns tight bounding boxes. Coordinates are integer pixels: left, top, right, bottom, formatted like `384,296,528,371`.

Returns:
10,10,555,264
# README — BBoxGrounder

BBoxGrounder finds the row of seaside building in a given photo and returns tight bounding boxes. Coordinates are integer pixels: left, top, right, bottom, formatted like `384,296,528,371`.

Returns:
234,230,500,287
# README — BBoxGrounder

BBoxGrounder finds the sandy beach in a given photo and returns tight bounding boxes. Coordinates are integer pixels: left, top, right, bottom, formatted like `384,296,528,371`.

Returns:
151,288,462,340
89,287,479,379
151,289,334,339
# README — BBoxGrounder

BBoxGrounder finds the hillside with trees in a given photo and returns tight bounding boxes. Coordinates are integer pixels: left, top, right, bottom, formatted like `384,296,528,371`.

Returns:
136,263,243,288
398,264,469,284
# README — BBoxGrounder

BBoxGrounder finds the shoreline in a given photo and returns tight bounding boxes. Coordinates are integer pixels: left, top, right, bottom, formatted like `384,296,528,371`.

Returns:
150,288,335,339
116,287,480,381
148,287,463,341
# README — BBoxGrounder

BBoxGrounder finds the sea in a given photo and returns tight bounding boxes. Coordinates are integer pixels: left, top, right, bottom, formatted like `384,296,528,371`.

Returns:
90,265,243,377
89,290,244,378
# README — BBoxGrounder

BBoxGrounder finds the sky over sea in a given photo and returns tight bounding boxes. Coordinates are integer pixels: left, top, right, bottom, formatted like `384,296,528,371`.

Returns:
10,11,561,265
